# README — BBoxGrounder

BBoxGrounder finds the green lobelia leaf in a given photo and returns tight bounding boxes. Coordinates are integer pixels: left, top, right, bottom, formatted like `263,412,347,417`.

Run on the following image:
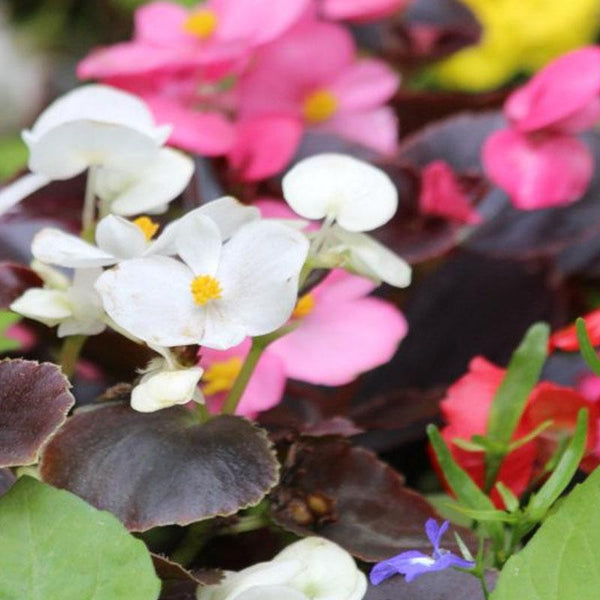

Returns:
40,402,279,531
576,317,600,376
491,465,600,600
0,476,161,600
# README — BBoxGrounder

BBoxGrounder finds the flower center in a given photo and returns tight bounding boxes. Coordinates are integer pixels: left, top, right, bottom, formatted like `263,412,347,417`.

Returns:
183,9,219,39
202,357,243,395
292,293,316,319
133,216,159,241
190,275,222,306
303,89,338,123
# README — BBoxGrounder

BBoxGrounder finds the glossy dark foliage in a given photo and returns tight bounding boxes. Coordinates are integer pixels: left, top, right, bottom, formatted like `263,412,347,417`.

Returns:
0,262,42,308
365,569,497,600
41,402,279,531
270,436,467,562
0,359,73,467
0,468,15,497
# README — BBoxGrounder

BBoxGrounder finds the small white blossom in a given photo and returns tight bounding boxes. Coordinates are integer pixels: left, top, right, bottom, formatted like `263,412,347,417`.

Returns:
282,153,411,288
197,537,367,600
96,216,309,350
31,196,260,269
10,268,105,337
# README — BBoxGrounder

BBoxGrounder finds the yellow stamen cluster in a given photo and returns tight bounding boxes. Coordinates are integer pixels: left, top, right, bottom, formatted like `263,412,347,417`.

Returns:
202,357,243,395
133,216,159,241
292,293,316,319
303,89,338,123
183,9,219,39
190,274,223,306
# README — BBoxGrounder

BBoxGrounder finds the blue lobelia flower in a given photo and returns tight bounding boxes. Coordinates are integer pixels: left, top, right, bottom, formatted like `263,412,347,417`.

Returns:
370,519,475,585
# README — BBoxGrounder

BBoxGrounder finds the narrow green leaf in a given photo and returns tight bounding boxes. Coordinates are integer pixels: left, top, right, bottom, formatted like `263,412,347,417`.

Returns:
485,323,549,489
576,317,600,376
508,420,553,452
495,482,519,513
0,477,161,599
526,409,588,520
491,465,600,600
427,425,504,547
444,502,517,524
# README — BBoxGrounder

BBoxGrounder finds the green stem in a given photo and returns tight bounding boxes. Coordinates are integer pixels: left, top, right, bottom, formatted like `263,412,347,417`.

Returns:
81,166,98,238
170,521,213,567
195,401,212,423
58,335,87,378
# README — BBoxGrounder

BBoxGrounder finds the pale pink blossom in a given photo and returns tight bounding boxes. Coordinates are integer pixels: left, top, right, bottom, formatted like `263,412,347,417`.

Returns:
483,128,594,210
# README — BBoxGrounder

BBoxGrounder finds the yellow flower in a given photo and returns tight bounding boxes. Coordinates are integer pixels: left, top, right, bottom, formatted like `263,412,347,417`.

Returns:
429,0,600,91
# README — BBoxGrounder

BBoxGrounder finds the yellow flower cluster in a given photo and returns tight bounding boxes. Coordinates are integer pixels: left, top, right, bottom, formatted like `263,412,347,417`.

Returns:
429,0,600,91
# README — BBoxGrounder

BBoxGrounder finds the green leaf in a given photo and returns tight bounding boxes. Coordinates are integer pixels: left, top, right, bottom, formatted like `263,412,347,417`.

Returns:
576,317,600,376
0,311,21,353
427,425,504,548
495,482,519,513
0,477,160,600
526,409,588,521
491,465,600,600
0,137,28,182
484,323,549,490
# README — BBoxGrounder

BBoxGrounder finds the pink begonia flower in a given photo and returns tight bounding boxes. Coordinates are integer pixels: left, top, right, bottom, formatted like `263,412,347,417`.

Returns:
320,0,408,22
234,19,399,179
269,269,407,386
505,46,600,135
483,128,594,210
78,0,310,79
419,160,481,224
4,323,36,352
201,339,287,418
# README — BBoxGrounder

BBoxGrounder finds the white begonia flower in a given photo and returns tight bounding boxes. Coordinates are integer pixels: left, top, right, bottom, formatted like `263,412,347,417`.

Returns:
31,196,260,269
0,84,174,215
10,268,106,337
131,345,203,413
196,537,367,600
282,153,411,288
96,216,309,350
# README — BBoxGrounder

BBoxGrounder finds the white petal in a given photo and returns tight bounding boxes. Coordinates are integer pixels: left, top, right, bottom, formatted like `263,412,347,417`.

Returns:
57,316,106,337
95,215,147,259
217,221,309,337
198,302,246,350
335,229,412,288
274,537,368,600
30,260,70,290
131,366,203,412
68,268,106,321
10,288,71,326
95,256,206,346
0,172,50,216
108,148,194,216
236,586,308,600
282,153,397,232
195,196,260,240
32,228,116,268
26,84,170,143
28,120,161,180
176,213,222,276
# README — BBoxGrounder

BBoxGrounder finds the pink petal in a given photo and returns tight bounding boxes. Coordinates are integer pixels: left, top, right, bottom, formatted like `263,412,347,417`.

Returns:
228,116,303,181
419,160,481,224
134,1,189,45
330,59,400,112
321,0,408,21
483,128,594,210
505,46,600,134
145,96,235,155
270,272,407,385
202,341,286,418
238,20,355,117
577,374,600,403
321,107,398,155
311,269,376,303
212,0,311,46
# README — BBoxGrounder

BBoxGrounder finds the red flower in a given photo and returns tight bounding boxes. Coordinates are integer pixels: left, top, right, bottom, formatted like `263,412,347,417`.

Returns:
549,309,600,352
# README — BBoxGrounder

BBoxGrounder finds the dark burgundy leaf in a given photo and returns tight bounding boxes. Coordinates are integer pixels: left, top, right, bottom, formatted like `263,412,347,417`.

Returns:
0,469,15,496
0,359,74,467
0,262,43,308
151,554,203,583
365,569,497,600
270,436,471,561
159,581,198,600
41,404,279,531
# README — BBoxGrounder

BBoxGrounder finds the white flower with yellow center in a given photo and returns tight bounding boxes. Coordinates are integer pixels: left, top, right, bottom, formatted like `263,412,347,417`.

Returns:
197,537,367,600
96,215,309,350
0,84,184,216
10,267,106,337
31,196,259,269
131,345,204,413
282,153,411,288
